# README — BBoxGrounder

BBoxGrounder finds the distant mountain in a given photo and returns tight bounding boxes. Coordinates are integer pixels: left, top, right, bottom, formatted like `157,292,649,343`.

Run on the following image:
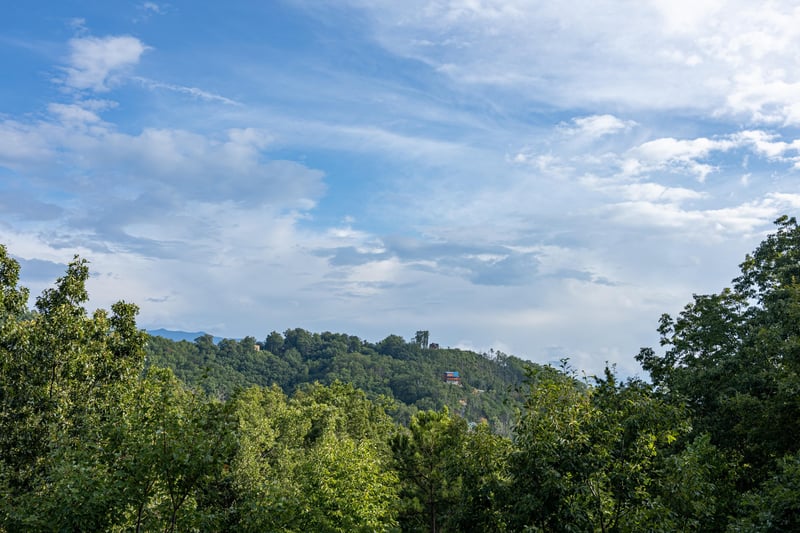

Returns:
146,328,224,344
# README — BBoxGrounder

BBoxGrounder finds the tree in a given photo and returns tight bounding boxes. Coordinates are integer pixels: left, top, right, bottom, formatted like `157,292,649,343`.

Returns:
730,451,800,532
264,330,284,354
447,422,512,532
392,407,467,532
230,382,400,532
637,216,800,488
508,366,689,532
0,252,148,531
654,433,738,532
298,433,399,532
114,367,238,533
229,385,303,532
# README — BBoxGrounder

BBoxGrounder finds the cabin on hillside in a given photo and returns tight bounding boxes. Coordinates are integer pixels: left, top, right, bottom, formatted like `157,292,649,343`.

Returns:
443,370,461,385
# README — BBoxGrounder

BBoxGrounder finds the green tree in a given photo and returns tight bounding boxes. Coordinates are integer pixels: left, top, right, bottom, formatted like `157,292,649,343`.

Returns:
230,382,400,532
0,249,242,532
508,367,689,532
0,252,147,531
290,382,400,532
392,407,467,532
264,330,284,354
730,450,800,532
654,433,738,532
637,216,800,488
448,422,512,532
229,385,303,532
298,433,399,532
114,367,238,532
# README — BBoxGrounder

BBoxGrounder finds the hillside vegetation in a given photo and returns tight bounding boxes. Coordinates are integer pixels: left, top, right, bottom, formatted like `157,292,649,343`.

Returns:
146,329,539,432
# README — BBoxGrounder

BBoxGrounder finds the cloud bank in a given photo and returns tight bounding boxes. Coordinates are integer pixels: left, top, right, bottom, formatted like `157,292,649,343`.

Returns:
2,3,800,376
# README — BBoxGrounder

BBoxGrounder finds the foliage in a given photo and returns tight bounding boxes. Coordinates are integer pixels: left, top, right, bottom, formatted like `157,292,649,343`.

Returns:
113,366,239,532
392,407,467,532
730,450,800,532
508,366,691,532
146,328,535,433
636,216,800,528
0,250,148,531
637,216,800,490
230,382,400,532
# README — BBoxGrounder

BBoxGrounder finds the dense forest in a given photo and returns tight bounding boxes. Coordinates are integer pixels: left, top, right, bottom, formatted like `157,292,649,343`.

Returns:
145,328,538,433
2,217,800,532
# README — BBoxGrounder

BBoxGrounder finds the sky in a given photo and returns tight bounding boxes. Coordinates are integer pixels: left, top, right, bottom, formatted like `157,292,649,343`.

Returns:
2,1,800,376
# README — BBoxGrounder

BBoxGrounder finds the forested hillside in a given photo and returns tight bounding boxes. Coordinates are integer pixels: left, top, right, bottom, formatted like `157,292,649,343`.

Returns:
2,217,800,531
145,329,538,432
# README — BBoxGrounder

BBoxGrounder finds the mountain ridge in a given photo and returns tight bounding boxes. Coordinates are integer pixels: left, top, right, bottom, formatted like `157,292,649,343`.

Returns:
144,328,546,433
147,328,225,344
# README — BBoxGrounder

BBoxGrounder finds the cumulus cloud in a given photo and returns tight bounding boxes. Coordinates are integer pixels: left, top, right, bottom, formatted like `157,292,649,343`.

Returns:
617,130,800,179
564,114,637,138
581,177,705,204
47,103,103,124
62,35,149,92
0,104,325,258
629,137,732,163
724,71,800,125
602,193,800,235
16,115,318,203
625,136,740,181
733,130,800,166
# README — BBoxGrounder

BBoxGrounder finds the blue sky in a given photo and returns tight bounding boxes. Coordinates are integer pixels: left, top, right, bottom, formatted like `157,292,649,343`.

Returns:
3,0,800,375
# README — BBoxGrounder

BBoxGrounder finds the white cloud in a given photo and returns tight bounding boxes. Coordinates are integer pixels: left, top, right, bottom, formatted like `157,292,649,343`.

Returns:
603,193,799,236
142,2,163,14
613,130,800,180
0,120,53,166
769,192,800,208
626,136,739,181
582,177,705,204
66,18,90,36
632,137,735,162
0,103,326,262
565,114,636,138
734,129,800,163
650,0,725,34
724,70,800,125
62,35,149,92
47,103,102,124
328,0,800,124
